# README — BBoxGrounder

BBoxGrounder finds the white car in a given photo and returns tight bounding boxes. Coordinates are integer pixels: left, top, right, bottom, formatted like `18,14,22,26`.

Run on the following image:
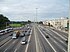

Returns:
0,30,5,35
12,32,17,39
0,31,3,35
21,37,27,44
4,29,10,33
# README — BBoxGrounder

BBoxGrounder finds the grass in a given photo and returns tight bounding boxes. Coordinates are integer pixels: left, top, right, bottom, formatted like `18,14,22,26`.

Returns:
9,23,23,27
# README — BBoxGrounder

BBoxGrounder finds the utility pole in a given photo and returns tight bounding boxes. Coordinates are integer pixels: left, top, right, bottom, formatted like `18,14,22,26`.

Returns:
68,14,70,52
68,2,70,52
36,8,38,23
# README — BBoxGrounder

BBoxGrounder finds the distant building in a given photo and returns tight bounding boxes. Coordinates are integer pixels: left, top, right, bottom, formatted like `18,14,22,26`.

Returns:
43,17,69,30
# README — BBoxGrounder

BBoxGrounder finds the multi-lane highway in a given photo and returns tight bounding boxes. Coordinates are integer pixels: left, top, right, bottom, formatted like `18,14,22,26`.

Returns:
0,24,68,52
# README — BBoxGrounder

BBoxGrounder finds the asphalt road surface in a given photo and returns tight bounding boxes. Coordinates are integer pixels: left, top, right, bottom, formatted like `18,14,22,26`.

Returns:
0,24,68,52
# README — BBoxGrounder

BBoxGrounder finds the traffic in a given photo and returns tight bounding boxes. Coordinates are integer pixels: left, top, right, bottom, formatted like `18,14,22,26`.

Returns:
0,24,32,46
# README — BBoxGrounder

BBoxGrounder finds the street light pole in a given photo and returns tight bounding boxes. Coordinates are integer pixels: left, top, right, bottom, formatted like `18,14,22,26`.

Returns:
36,8,38,23
68,15,70,52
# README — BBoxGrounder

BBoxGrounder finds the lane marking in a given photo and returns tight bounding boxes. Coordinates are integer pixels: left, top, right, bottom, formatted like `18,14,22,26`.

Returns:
37,27,57,52
42,27,67,46
52,30,68,38
42,26,67,38
14,49,17,52
25,27,33,52
14,40,22,52
39,27,67,52
45,28,67,47
50,27,68,34
0,39,12,48
0,37,11,47
34,26,43,52
25,32,31,52
4,39,18,52
48,28,67,41
34,27,39,52
14,27,33,52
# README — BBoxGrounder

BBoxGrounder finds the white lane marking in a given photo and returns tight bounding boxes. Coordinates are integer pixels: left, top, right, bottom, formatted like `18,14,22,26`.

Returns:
50,27,68,34
25,33,31,52
42,26,67,39
34,26,43,52
40,28,67,52
44,28,67,46
4,39,18,52
14,40,22,52
37,27,57,52
0,39,12,48
54,37,67,46
49,29,67,41
0,36,11,46
14,49,17,52
34,27,39,52
53,30,68,38
50,28,68,38
50,35,67,52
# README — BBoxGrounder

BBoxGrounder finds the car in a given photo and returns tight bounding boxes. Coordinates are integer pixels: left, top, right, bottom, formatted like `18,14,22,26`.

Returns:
29,30,32,35
20,31,25,37
0,30,5,35
25,30,31,36
4,28,11,33
25,31,30,36
8,28,13,32
65,38,68,43
4,29,8,33
21,37,27,45
12,32,17,39
66,40,68,43
43,29,45,31
25,30,27,32
9,33,13,36
45,35,49,38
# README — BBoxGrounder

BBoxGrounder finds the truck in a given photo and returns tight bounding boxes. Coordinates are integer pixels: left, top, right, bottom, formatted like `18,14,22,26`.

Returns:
12,30,26,39
12,30,20,39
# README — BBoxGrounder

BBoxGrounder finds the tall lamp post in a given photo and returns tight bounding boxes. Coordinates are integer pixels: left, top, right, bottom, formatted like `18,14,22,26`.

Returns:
68,14,70,52
36,8,38,23
68,3,70,52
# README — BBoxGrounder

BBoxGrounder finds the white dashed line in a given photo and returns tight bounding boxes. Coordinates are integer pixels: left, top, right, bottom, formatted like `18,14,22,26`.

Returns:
25,33,31,52
37,27,57,52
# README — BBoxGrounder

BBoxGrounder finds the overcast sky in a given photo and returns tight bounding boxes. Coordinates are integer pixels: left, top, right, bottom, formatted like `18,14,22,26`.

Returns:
0,0,69,21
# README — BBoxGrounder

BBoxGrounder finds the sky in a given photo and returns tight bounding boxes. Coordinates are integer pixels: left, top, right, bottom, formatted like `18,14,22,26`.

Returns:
0,0,69,21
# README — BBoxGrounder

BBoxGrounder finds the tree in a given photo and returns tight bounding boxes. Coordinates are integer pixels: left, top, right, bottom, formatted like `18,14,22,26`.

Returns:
0,14,10,29
28,20,31,23
39,21,43,24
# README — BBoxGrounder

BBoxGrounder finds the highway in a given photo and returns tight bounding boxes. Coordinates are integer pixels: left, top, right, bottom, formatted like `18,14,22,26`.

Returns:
0,24,68,52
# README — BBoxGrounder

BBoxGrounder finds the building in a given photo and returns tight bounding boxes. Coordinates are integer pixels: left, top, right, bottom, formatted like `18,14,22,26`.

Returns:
43,17,69,30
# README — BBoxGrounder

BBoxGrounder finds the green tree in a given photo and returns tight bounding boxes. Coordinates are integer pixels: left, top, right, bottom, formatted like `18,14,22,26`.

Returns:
0,14,10,29
39,21,43,24
28,20,31,23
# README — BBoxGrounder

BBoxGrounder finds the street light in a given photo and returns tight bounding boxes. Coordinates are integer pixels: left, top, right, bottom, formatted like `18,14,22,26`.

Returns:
36,8,38,23
68,14,70,52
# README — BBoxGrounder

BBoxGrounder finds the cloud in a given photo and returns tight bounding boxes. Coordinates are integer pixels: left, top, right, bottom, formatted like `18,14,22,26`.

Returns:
0,0,69,21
